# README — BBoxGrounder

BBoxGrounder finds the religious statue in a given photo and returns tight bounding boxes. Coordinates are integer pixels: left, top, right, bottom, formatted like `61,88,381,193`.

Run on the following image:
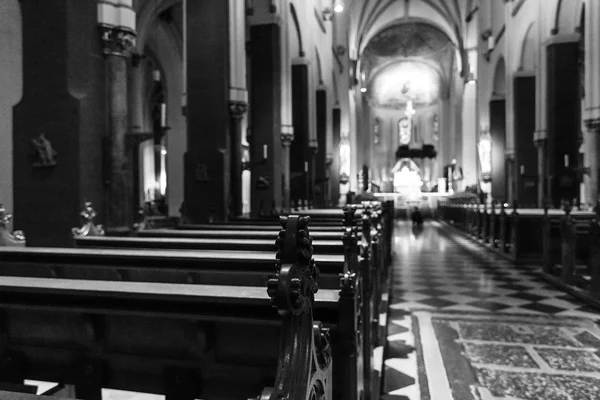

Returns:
0,204,26,247
32,133,58,167
71,202,105,237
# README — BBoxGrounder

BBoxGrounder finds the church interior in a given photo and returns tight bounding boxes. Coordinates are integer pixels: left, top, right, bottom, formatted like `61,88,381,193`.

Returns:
1,0,600,399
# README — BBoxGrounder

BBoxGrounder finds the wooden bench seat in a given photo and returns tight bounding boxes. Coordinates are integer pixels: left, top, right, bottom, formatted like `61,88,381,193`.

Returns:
0,247,345,290
77,235,346,255
137,228,346,241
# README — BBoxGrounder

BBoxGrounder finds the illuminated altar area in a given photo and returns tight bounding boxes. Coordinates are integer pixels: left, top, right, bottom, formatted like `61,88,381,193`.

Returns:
392,158,423,201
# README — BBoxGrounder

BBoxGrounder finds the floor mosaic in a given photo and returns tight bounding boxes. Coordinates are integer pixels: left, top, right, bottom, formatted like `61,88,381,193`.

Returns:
381,220,600,400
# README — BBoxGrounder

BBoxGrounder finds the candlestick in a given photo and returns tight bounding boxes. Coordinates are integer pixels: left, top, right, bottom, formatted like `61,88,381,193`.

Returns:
263,144,268,160
305,161,308,173
520,165,524,175
564,154,569,168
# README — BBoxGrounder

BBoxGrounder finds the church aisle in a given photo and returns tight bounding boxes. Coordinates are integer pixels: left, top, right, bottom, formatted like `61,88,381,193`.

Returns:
381,220,600,400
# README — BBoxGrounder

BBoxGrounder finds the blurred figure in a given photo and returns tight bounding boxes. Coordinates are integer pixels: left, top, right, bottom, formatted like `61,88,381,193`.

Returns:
412,223,424,238
411,207,423,226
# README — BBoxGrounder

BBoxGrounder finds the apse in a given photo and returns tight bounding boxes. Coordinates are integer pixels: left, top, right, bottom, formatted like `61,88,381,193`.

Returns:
368,61,441,108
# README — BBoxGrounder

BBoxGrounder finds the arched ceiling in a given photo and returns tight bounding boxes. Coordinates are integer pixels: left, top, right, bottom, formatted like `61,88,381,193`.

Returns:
348,0,469,58
361,21,455,109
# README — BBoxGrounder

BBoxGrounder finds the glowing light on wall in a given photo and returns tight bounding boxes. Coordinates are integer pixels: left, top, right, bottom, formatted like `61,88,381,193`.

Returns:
478,132,492,180
339,134,351,184
333,0,344,13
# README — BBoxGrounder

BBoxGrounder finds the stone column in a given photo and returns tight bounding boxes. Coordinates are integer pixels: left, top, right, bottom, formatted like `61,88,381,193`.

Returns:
229,100,247,217
315,88,328,208
546,37,581,207
14,1,107,246
184,0,232,223
534,132,548,206
490,99,507,201
331,106,341,205
99,25,136,234
505,151,515,203
513,74,537,207
584,119,600,206
291,61,310,204
308,138,318,207
281,130,294,212
584,0,600,207
249,20,283,217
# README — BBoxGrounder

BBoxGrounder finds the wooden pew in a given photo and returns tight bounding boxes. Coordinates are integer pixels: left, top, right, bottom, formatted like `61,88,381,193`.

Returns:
79,202,389,399
0,216,342,400
72,206,385,400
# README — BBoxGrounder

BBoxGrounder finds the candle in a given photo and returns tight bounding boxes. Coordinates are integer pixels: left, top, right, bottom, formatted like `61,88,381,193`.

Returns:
160,103,167,127
520,165,524,175
263,144,268,160
305,161,309,173
564,154,569,167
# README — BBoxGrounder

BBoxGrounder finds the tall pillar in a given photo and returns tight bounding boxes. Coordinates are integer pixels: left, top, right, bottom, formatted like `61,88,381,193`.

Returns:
99,2,136,234
584,0,600,207
315,89,328,207
229,100,247,217
534,134,548,205
547,37,581,207
308,139,318,207
534,4,548,207
281,130,294,212
291,61,310,204
0,0,21,233
331,106,341,206
514,75,538,206
249,22,282,217
490,99,507,201
184,0,231,223
14,0,107,246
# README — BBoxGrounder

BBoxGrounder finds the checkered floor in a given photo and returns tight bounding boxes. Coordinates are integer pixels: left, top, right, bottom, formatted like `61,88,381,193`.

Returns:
381,220,600,399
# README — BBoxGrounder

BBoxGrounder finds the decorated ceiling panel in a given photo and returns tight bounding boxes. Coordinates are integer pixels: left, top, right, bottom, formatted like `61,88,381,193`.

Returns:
368,61,441,108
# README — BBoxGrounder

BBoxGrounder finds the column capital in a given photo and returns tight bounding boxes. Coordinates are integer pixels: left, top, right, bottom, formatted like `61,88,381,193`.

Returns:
281,125,294,146
99,25,136,57
228,100,248,119
308,138,318,152
585,118,600,132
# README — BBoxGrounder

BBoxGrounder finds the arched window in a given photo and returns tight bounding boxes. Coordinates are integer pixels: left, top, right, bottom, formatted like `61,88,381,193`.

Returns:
398,118,411,145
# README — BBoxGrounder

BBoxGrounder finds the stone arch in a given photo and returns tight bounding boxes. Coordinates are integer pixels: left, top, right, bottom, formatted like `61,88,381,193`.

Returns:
552,0,583,35
136,0,182,53
492,57,506,98
315,46,323,85
289,3,305,58
519,23,537,72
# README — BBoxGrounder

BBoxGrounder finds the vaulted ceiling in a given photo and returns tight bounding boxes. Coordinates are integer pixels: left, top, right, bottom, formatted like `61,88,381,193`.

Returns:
348,0,473,109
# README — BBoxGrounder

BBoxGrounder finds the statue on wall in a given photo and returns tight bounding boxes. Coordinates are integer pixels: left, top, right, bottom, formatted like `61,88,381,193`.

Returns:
71,202,105,237
32,133,58,167
0,204,26,247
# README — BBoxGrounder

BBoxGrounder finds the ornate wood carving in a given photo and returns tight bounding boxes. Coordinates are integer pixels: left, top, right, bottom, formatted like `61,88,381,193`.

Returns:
257,215,331,400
